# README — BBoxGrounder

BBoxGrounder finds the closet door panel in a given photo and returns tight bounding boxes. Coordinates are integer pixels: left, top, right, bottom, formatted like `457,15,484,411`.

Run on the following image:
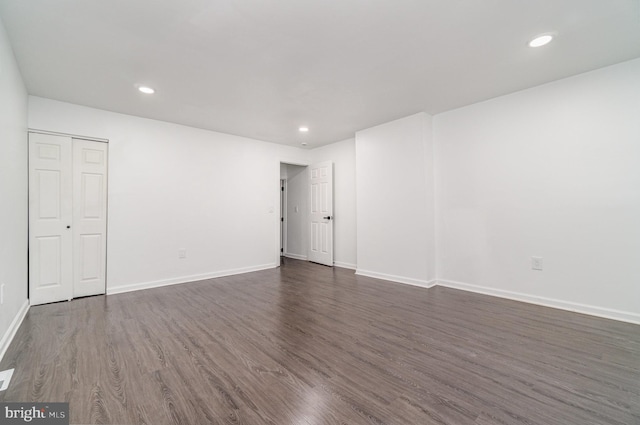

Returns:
73,139,108,298
29,133,108,304
29,133,73,305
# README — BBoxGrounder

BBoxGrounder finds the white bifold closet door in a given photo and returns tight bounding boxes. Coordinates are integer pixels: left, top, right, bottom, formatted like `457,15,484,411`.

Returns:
29,133,108,305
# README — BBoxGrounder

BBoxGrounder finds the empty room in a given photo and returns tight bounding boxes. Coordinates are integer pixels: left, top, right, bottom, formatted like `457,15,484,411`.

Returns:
1,1,639,424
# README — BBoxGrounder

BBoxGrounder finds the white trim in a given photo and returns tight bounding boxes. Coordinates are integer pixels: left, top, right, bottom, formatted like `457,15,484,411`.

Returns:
284,253,308,261
334,261,357,270
436,279,640,325
356,269,437,289
28,128,108,143
0,300,29,363
280,178,287,257
107,264,276,295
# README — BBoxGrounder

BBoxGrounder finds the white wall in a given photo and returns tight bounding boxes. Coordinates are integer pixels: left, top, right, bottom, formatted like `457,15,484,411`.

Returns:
283,164,308,259
355,113,436,286
13,47,638,335
311,138,357,269
0,16,29,360
434,58,640,322
29,97,308,294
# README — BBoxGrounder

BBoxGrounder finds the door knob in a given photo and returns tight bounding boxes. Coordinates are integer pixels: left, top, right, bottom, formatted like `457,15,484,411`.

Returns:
66,225,71,229
323,216,332,220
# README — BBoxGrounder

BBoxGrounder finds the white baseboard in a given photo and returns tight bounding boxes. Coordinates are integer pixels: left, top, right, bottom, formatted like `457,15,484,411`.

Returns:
436,279,640,325
356,269,436,289
107,263,277,295
284,253,308,261
0,300,29,363
334,261,357,270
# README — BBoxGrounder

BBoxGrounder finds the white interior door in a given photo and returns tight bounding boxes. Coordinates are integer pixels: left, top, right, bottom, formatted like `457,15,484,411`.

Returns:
73,139,108,298
308,161,333,266
29,133,108,305
29,133,74,305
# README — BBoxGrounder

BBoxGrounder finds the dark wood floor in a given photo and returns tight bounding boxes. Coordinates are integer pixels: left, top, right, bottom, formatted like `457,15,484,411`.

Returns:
1,259,639,424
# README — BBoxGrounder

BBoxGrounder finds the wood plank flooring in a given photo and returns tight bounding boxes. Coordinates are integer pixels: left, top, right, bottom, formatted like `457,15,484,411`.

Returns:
1,258,639,424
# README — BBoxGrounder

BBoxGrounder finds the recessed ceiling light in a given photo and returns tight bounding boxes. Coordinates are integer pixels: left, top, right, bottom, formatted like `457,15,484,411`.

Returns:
299,126,309,132
138,86,155,94
528,34,554,48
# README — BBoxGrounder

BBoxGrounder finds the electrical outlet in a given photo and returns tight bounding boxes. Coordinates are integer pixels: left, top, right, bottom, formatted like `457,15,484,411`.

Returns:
178,248,187,259
532,257,543,271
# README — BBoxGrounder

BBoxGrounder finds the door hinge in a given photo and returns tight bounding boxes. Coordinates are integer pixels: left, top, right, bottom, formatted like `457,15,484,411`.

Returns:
281,217,284,222
280,248,284,253
281,186,284,191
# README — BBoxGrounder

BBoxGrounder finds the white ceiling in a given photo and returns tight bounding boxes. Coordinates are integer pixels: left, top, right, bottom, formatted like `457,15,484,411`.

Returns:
1,0,639,147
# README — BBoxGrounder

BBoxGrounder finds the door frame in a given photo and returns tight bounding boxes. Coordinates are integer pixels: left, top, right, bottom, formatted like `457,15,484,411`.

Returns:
276,160,308,265
29,128,109,143
280,178,287,257
28,129,109,304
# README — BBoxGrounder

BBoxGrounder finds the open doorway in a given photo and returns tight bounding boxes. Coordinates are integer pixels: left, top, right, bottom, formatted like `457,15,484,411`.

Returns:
279,163,308,261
